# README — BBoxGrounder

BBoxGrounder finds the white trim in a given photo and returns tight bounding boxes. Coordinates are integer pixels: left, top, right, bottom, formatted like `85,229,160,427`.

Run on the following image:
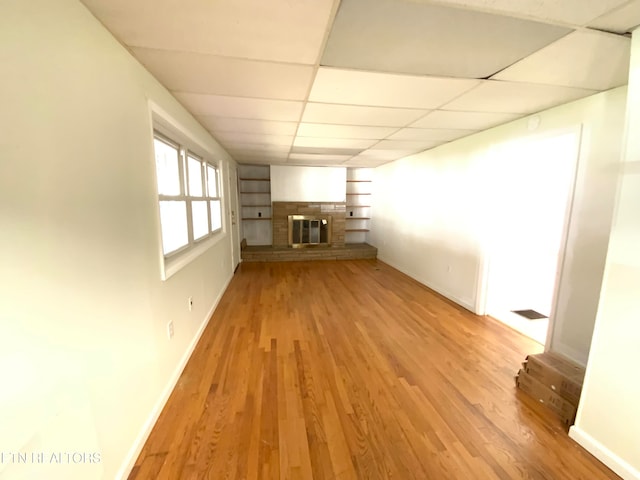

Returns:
149,101,228,281
162,230,227,280
115,272,234,480
569,426,640,480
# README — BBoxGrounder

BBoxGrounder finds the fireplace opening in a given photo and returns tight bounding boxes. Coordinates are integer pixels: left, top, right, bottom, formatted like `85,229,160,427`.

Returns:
288,215,332,248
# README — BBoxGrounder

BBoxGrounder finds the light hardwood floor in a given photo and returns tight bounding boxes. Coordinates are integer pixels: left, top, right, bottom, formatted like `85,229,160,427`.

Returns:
129,260,618,480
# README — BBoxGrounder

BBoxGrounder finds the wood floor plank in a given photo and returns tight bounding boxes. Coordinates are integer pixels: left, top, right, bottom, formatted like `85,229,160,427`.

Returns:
129,260,619,480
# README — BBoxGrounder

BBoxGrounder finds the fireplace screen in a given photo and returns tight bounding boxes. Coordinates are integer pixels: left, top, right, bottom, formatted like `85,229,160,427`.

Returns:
288,215,332,248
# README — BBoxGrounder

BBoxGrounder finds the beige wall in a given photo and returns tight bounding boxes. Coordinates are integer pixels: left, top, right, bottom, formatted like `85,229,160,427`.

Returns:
0,0,235,478
569,29,640,480
370,86,627,365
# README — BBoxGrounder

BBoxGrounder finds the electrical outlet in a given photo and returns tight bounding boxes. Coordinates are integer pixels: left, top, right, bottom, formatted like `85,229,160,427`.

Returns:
167,321,174,339
188,296,193,311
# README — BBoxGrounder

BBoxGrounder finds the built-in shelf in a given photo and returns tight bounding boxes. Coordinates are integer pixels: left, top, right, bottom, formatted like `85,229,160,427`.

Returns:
345,168,372,242
238,164,272,246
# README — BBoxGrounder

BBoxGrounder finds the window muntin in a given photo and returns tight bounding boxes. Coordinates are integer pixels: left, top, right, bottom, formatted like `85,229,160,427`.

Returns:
153,131,223,259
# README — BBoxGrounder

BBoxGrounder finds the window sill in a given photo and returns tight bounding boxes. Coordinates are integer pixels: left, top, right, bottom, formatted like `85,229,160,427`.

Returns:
161,230,226,281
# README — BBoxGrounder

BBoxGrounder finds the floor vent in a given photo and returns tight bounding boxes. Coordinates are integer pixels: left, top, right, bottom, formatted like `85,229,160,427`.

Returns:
512,309,548,320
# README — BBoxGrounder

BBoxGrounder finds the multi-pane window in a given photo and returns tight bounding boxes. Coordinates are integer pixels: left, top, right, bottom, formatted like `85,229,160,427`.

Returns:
153,132,223,257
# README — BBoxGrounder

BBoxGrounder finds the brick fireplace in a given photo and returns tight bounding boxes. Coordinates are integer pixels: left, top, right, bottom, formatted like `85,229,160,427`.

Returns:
272,202,346,247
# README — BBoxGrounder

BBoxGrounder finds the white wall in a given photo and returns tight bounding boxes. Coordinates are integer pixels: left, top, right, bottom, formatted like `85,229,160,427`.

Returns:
370,86,627,364
271,165,346,202
0,1,235,478
569,29,640,480
485,133,578,316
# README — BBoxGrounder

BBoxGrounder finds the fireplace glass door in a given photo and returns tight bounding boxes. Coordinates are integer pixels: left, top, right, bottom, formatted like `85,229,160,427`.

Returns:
288,215,331,247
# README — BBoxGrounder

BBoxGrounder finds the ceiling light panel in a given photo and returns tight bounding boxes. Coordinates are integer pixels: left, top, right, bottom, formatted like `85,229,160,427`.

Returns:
412,0,629,26
492,30,630,91
308,68,480,109
442,81,596,114
388,128,476,142
322,0,571,78
131,48,314,99
81,0,335,64
198,117,298,136
301,103,429,127
293,137,378,149
297,123,398,139
411,110,521,129
589,1,640,33
174,93,304,121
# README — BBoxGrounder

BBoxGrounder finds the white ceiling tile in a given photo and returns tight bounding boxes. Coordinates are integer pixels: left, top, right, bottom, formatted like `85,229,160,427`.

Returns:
174,93,304,121
287,159,349,166
297,123,398,139
288,153,354,162
301,103,429,127
344,156,397,167
81,0,335,63
441,81,596,114
227,143,291,154
233,151,289,159
308,68,480,109
411,110,521,129
232,153,289,163
589,1,640,33
291,146,364,155
351,149,417,160
131,48,314,99
233,158,289,166
373,139,443,151
415,0,629,26
293,137,377,149
216,132,293,146
388,128,476,142
492,30,630,90
198,117,298,136
322,0,570,78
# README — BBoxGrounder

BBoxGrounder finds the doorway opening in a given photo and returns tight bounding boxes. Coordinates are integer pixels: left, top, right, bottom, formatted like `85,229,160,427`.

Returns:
479,129,581,345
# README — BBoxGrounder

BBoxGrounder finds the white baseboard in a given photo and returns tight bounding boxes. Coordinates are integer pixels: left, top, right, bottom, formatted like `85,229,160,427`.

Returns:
377,255,476,312
569,426,640,480
116,273,233,480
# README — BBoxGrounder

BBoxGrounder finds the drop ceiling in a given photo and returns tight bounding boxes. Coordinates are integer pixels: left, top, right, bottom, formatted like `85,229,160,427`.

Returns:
81,0,636,167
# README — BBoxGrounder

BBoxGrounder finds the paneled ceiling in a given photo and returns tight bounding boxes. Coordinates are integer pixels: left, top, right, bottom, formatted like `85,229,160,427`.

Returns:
81,0,637,167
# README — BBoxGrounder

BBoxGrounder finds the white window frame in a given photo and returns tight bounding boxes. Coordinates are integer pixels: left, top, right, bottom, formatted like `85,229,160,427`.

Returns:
150,108,226,280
